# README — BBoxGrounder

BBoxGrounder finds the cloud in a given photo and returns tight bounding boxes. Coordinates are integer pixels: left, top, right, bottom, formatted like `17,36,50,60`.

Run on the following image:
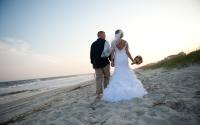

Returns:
0,38,92,81
0,38,65,81
0,38,32,56
0,38,60,63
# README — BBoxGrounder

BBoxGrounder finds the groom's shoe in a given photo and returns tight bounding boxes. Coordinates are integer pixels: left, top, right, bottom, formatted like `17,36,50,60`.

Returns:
96,93,101,99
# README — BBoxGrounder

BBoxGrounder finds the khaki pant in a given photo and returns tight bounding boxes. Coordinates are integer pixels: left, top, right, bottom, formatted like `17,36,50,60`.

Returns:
94,64,110,94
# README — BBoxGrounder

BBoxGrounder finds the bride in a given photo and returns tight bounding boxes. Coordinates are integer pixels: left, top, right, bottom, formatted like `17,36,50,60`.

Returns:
102,29,147,102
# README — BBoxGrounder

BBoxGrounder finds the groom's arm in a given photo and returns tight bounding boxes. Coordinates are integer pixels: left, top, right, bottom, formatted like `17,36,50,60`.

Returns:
90,44,94,64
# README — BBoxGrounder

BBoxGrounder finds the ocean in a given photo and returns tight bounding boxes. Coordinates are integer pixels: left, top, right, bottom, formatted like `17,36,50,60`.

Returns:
0,74,94,104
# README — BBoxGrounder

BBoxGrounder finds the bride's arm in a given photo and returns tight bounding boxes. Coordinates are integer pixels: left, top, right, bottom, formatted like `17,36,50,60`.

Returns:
125,44,135,64
111,48,115,67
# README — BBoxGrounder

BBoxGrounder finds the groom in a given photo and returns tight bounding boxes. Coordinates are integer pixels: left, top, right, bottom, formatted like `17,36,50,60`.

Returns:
90,31,111,99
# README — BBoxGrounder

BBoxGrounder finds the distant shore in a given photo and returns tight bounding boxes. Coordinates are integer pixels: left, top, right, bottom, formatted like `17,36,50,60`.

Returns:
139,49,200,70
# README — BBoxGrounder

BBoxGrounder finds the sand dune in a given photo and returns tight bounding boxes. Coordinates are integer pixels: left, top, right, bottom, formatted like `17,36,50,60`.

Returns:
0,65,199,125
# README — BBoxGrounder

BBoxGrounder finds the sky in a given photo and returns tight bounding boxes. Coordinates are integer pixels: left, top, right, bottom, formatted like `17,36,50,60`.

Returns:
0,0,200,82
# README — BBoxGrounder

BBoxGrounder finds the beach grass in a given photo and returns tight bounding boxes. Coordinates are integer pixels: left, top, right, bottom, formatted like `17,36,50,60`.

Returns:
139,49,200,70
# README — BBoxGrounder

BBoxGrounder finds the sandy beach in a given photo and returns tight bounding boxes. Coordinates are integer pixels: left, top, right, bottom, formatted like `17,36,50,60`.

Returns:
0,65,200,125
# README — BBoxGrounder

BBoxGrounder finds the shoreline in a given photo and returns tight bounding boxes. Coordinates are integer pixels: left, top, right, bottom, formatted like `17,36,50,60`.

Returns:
0,80,94,124
0,65,200,125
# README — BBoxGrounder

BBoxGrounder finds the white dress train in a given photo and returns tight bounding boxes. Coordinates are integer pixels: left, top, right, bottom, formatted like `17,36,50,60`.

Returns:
102,42,147,102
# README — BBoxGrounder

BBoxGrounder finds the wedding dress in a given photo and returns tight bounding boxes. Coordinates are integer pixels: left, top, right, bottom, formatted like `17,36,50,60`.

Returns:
102,41,147,102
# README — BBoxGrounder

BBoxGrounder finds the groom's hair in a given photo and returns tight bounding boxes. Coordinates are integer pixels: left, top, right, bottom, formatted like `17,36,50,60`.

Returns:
97,31,105,37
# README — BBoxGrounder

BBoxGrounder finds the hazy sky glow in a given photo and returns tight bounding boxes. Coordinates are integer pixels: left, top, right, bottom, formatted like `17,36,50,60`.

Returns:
0,0,200,81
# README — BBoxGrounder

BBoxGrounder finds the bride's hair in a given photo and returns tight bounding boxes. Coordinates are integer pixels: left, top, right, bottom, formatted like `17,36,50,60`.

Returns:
115,29,124,38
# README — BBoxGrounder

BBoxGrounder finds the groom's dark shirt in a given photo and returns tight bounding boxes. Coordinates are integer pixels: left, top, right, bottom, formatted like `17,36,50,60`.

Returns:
90,38,110,69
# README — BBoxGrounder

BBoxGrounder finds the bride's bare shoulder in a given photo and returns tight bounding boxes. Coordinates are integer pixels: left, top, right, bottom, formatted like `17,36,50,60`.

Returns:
121,39,127,43
116,39,127,50
121,39,128,45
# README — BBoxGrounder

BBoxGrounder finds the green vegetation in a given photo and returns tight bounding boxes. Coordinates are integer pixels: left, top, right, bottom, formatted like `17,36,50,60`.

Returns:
139,49,200,70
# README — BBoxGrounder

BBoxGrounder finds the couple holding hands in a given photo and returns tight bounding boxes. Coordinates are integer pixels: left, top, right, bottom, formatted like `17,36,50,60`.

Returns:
90,29,147,102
